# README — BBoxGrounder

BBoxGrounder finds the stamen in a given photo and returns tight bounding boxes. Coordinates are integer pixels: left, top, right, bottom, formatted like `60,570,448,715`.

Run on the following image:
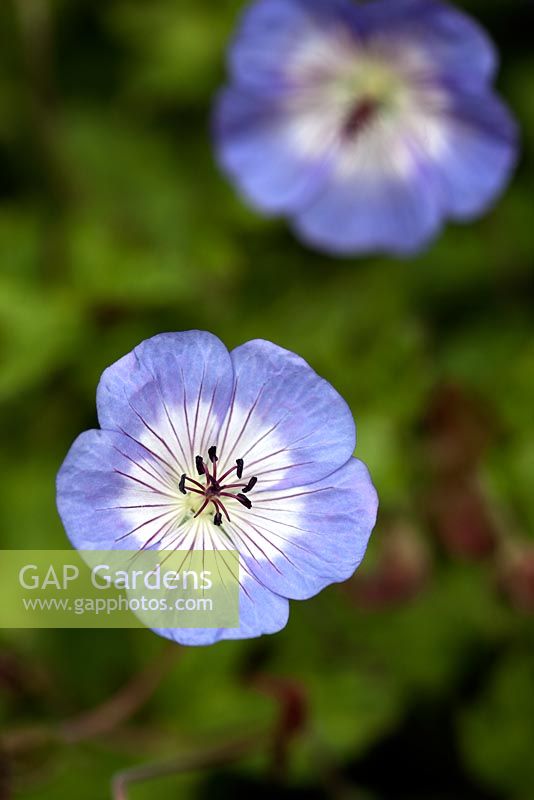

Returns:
193,498,210,518
242,476,257,493
213,498,231,522
235,493,252,509
342,96,380,139
184,475,206,491
208,445,218,463
183,449,257,523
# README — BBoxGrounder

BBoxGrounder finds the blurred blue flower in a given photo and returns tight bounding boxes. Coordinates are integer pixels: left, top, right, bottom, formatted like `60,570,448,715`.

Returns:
56,331,378,644
214,0,519,256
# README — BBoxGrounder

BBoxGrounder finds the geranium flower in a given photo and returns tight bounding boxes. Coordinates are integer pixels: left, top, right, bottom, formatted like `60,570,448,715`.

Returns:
214,0,518,256
56,331,378,645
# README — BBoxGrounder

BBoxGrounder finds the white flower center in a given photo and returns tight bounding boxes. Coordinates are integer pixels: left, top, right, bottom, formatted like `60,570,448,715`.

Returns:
283,27,450,180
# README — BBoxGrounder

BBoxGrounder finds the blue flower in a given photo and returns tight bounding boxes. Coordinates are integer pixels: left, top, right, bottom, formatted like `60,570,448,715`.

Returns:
56,331,378,645
214,0,519,256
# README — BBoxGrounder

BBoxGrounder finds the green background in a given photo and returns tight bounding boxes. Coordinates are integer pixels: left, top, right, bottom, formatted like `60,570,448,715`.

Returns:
0,0,533,797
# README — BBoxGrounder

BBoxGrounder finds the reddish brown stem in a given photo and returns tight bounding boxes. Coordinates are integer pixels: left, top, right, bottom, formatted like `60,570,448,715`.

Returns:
112,732,267,800
1,643,178,754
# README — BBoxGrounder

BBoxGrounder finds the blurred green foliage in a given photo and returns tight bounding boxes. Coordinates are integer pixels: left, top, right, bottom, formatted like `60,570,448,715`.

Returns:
0,0,533,798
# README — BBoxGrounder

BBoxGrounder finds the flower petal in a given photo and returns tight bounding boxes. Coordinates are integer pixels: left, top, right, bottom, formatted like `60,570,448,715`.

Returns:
154,571,290,645
58,433,290,644
223,458,378,601
228,0,358,92
434,89,519,219
214,87,335,214
293,145,443,256
56,429,186,552
96,331,235,474
359,0,497,87
215,339,356,490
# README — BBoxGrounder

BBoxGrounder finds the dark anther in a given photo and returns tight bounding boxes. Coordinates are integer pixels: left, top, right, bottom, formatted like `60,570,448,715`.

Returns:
183,449,257,524
208,445,218,463
242,476,257,493
236,493,252,509
342,96,379,139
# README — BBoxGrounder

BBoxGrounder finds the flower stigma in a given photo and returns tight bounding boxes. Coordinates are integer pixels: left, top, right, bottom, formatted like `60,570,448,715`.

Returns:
178,446,258,526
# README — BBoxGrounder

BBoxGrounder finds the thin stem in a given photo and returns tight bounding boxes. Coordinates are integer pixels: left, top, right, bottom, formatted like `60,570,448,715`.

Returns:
212,498,231,522
1,643,178,754
193,498,210,519
184,486,205,497
61,644,178,743
112,732,268,800
184,476,205,492
218,464,238,483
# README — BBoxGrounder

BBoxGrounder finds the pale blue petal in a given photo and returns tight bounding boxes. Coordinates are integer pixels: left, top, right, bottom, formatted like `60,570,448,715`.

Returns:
229,458,378,600
216,339,356,490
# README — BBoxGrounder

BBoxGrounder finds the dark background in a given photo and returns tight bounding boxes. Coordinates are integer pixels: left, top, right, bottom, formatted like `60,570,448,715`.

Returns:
0,0,533,797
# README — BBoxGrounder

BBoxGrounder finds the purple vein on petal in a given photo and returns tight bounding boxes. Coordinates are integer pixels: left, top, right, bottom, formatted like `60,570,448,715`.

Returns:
127,400,185,473
115,507,179,543
113,469,178,499
225,516,286,575
180,369,194,457
204,527,241,600
191,365,206,456
112,445,176,493
232,507,314,548
158,390,191,470
219,379,269,466
243,509,321,537
198,378,221,455
216,380,239,459
254,486,332,502
117,427,181,484
96,503,179,511
237,407,294,460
